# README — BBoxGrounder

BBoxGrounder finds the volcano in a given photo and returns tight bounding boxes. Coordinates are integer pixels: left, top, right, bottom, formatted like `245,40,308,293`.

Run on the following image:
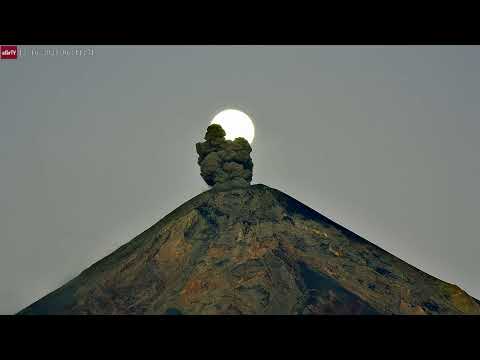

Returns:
18,184,480,315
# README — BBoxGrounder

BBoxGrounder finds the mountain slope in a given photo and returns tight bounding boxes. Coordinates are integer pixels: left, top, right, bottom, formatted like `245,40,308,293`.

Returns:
18,184,480,315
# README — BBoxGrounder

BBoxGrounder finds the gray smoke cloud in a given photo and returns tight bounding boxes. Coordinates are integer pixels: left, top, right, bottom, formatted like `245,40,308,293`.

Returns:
196,124,253,190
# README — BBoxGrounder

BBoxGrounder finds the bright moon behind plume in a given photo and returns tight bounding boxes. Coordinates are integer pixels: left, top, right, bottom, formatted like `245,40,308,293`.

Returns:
210,109,255,144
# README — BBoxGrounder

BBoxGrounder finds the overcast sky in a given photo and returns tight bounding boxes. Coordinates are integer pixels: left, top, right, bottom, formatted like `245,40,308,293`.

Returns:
1,46,479,314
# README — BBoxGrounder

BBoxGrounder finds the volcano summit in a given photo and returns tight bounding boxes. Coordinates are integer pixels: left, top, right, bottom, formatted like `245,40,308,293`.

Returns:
18,125,480,315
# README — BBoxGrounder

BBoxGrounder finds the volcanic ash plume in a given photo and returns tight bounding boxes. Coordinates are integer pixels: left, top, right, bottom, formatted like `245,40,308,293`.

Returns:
196,124,253,190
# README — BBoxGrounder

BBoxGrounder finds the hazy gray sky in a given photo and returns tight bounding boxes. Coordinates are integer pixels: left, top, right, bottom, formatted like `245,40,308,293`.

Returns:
1,46,479,314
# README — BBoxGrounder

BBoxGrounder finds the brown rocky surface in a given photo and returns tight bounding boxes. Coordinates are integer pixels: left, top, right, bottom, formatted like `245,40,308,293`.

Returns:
18,184,480,315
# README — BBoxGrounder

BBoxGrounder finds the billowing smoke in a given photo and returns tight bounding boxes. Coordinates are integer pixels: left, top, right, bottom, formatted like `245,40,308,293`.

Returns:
196,124,253,190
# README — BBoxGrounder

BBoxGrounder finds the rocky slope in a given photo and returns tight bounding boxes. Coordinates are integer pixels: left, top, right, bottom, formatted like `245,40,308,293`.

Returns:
18,184,480,315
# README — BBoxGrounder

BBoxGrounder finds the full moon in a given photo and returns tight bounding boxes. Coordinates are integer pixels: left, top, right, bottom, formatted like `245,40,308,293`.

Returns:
210,109,255,144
